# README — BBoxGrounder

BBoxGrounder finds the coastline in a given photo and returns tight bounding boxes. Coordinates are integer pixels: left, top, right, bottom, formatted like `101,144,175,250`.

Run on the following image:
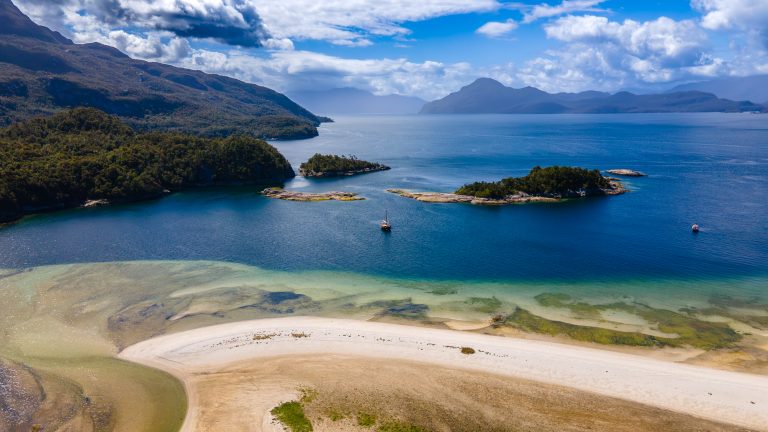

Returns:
387,181,626,205
120,316,768,431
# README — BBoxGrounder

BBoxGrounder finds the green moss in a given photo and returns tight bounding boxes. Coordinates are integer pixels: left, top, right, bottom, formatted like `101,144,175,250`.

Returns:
378,421,430,432
427,286,458,296
534,293,601,319
467,297,502,313
534,293,572,307
357,412,377,427
506,308,663,347
326,409,344,422
709,293,768,310
299,387,318,404
271,402,313,432
506,303,742,350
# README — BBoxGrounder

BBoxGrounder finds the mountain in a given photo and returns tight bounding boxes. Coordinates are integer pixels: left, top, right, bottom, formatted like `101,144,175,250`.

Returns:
421,78,765,114
669,75,768,105
288,88,425,115
0,0,321,139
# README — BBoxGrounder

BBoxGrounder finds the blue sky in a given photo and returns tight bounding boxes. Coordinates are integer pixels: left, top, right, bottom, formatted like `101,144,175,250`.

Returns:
14,0,768,99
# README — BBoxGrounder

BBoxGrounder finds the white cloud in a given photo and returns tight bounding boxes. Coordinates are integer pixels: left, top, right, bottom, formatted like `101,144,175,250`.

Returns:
476,19,518,37
693,0,768,31
15,0,502,48
522,0,608,23
517,15,723,92
108,30,192,62
252,0,501,46
176,49,477,100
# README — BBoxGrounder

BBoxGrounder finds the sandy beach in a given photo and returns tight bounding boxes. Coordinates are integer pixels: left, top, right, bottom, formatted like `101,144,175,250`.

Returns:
120,316,768,431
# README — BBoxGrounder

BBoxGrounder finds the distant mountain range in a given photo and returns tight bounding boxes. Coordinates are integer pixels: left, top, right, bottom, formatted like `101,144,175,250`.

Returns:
288,88,426,115
669,75,768,105
421,78,766,114
0,0,322,139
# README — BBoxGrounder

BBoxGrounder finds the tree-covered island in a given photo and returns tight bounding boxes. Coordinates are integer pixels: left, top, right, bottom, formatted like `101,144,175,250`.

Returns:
0,108,296,223
389,166,626,205
456,166,620,198
299,154,390,177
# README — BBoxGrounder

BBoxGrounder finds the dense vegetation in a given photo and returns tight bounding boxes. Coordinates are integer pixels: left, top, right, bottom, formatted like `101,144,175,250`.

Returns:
0,108,295,222
0,0,323,139
456,165,611,199
299,154,390,176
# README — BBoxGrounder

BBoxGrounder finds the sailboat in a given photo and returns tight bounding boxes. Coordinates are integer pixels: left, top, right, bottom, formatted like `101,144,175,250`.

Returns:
380,210,392,231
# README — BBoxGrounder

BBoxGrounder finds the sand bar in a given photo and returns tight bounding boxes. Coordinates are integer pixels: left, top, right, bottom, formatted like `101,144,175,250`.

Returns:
120,316,768,431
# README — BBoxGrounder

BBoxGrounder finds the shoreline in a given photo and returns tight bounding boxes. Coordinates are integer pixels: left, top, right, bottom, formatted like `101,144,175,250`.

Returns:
120,316,768,431
387,183,626,205
262,187,365,201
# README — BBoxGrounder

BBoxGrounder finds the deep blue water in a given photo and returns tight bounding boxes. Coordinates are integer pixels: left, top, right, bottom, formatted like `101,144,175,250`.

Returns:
1,113,767,282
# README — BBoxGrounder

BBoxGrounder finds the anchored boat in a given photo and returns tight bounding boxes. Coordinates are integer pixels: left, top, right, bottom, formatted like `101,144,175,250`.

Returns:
381,211,392,231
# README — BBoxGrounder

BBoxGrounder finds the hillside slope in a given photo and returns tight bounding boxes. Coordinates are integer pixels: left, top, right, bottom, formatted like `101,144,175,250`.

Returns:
0,0,321,139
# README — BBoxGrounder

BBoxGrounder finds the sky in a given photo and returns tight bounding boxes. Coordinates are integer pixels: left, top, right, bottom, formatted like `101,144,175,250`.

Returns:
12,0,768,100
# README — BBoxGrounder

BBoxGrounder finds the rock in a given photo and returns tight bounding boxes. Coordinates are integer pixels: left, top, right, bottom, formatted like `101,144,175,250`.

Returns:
388,184,627,205
82,199,110,208
299,165,390,177
262,188,365,202
607,169,646,177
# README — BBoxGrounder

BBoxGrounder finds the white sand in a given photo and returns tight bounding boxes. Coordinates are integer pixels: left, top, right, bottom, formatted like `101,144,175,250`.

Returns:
120,316,768,431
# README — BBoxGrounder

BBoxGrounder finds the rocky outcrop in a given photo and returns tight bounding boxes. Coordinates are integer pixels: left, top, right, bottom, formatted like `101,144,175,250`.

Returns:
388,181,626,205
262,188,364,202
299,165,390,177
607,169,646,177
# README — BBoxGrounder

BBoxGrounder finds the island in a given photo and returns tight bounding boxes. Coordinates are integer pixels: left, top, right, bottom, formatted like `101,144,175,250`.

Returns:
0,108,296,223
389,166,626,205
299,153,390,177
607,169,647,177
262,187,364,201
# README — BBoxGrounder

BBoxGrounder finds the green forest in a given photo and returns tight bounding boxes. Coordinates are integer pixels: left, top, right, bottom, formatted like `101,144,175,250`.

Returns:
0,108,295,222
456,166,612,199
299,154,389,176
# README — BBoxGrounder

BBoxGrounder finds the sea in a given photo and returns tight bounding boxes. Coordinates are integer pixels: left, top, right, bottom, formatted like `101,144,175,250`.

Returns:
1,113,767,316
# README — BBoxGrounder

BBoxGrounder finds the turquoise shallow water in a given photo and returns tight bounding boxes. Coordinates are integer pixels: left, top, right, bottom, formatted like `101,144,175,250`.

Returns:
0,113,766,303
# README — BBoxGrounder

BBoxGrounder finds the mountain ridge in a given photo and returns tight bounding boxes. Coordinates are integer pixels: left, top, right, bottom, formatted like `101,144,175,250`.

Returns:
0,0,322,139
421,78,765,114
669,75,768,105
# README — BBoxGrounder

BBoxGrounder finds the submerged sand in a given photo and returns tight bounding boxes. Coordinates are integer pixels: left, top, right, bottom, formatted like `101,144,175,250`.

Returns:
121,316,768,431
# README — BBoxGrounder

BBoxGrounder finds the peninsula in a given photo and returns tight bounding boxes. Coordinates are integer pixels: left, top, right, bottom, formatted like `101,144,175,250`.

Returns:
299,154,390,177
0,108,295,223
390,166,626,205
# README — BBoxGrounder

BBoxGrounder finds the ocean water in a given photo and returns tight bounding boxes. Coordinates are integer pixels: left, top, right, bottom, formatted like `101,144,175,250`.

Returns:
1,113,766,285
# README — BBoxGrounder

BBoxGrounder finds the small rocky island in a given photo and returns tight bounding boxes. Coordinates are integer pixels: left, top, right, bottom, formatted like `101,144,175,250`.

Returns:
607,169,647,177
390,166,626,205
262,187,364,202
299,154,390,177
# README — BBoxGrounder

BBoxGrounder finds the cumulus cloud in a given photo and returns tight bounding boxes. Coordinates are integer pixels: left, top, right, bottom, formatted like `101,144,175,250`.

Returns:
15,0,502,48
15,0,270,47
176,49,477,100
693,0,768,49
693,0,768,31
476,19,518,37
516,15,722,92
